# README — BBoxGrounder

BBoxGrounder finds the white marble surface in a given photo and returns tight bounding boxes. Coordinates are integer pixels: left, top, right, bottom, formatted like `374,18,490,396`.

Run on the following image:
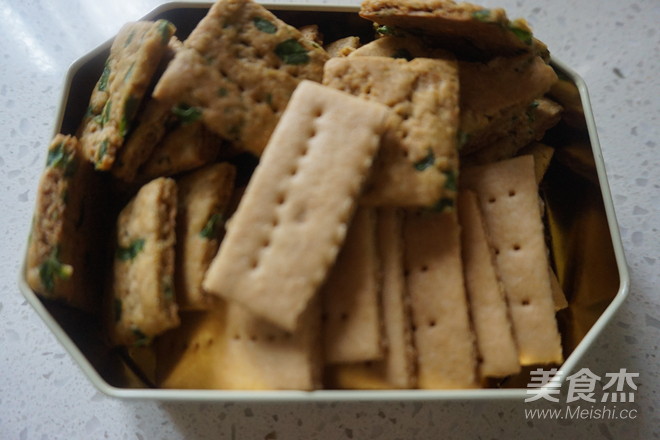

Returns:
1,0,658,438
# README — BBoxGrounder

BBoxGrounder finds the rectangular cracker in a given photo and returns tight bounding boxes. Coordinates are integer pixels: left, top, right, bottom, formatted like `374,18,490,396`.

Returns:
175,163,236,310
152,0,329,156
25,134,101,311
322,207,383,364
78,20,176,170
460,155,563,365
403,210,479,389
326,207,416,389
110,177,179,346
359,0,535,58
111,36,183,182
202,80,391,331
459,55,558,155
374,207,416,387
323,56,459,208
139,121,222,181
156,300,322,390
463,98,563,166
457,190,520,378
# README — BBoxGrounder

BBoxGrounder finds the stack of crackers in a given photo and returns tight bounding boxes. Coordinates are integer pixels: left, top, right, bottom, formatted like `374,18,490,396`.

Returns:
26,0,569,391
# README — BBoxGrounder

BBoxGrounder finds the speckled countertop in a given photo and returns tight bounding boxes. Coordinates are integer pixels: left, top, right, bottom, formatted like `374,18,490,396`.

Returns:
1,0,658,438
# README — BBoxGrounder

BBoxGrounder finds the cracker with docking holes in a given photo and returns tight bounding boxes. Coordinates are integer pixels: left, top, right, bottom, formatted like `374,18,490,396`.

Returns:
202,80,391,332
152,0,329,156
78,20,176,170
403,209,479,389
326,207,416,389
110,177,179,346
322,207,383,364
359,0,535,59
175,163,236,310
460,155,563,365
323,55,459,208
457,190,520,378
26,134,101,312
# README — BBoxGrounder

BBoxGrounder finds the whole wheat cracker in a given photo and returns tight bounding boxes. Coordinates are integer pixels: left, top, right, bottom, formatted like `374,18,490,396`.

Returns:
78,20,176,170
152,0,329,156
323,56,459,207
202,80,391,331
175,163,236,310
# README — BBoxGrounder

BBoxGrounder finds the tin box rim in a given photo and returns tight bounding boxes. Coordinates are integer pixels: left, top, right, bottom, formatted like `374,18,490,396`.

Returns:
18,0,630,402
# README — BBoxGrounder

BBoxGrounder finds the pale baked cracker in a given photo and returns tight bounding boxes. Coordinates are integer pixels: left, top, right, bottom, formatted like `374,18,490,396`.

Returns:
152,0,329,156
323,56,459,207
139,121,222,181
463,98,563,166
359,0,535,58
326,207,416,389
322,207,383,364
110,177,179,346
175,163,236,310
460,155,563,365
202,80,391,331
26,134,100,311
459,55,558,155
403,209,479,389
79,20,176,170
457,190,520,378
156,300,322,390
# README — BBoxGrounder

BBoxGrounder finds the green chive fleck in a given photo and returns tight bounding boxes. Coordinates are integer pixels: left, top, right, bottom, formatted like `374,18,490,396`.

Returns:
414,149,435,171
172,104,203,124
131,328,150,347
253,17,277,34
200,213,225,239
375,24,402,37
46,142,72,169
98,62,111,91
472,9,492,22
157,20,174,44
96,138,109,167
121,95,139,136
100,99,112,127
274,39,309,65
218,87,228,97
508,23,533,45
116,238,145,261
444,169,458,192
391,48,414,61
38,248,73,293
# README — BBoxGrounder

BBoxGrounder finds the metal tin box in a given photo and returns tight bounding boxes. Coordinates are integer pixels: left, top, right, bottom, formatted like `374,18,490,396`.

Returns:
19,1,629,401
